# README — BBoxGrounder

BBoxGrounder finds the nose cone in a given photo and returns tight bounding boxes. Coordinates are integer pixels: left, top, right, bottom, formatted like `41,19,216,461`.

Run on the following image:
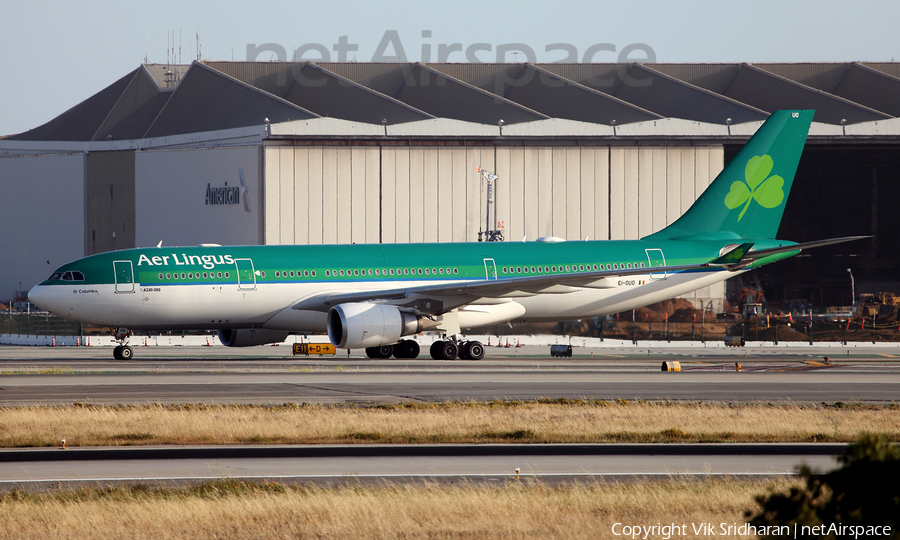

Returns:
28,284,53,312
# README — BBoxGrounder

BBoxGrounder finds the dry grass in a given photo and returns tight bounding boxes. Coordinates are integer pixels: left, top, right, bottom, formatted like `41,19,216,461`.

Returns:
0,401,897,447
0,477,796,539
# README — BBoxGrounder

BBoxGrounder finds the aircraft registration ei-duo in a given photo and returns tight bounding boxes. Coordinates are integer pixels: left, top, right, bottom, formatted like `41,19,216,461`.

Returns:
29,110,866,360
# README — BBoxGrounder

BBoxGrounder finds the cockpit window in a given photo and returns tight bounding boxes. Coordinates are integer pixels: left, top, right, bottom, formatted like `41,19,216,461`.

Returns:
59,271,85,282
49,272,62,281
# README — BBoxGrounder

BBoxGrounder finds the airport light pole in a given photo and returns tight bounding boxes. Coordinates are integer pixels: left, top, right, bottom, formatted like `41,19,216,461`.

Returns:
846,268,855,306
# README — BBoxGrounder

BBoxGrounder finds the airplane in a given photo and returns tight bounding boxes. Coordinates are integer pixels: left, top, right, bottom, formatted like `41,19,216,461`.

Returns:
29,110,866,360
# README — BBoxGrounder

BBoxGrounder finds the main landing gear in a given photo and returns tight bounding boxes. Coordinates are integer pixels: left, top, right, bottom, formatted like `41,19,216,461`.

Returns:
111,327,133,360
364,339,420,359
365,338,484,360
430,338,485,360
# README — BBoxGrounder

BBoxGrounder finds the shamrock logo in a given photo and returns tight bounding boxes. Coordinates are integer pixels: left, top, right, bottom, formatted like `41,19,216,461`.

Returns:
724,155,785,221
725,247,746,262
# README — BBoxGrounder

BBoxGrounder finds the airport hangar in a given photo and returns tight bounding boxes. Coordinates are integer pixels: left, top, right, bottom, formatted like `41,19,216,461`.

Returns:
2,61,899,311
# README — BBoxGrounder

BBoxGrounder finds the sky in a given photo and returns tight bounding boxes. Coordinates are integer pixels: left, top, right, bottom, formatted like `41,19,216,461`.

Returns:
2,0,898,136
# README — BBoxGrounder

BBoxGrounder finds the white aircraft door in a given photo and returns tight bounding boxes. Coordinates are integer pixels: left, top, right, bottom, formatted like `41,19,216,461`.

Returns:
113,260,135,293
645,249,667,280
235,259,257,290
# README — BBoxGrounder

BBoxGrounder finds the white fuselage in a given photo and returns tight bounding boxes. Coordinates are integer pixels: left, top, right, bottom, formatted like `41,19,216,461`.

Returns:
29,267,733,332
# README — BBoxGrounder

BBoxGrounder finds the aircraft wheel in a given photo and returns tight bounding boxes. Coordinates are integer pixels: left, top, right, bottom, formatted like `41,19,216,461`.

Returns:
119,346,133,360
113,346,123,360
366,345,394,359
439,341,458,360
430,341,443,360
394,340,420,359
457,341,471,360
466,341,485,360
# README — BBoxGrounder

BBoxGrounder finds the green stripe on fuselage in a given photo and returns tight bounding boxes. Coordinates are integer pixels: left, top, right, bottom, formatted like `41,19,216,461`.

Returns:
39,238,763,289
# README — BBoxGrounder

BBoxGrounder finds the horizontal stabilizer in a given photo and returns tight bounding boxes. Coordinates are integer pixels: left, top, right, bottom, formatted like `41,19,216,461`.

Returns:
712,236,870,270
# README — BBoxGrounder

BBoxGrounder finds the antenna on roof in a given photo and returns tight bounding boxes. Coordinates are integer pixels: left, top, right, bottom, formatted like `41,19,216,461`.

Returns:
179,28,182,64
196,25,202,61
144,31,148,64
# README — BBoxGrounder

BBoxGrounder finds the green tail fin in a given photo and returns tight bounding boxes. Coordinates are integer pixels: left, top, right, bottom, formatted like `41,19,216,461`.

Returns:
645,109,814,241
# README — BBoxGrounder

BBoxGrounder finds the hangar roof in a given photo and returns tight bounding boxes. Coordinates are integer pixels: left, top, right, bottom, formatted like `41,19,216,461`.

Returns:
7,61,900,141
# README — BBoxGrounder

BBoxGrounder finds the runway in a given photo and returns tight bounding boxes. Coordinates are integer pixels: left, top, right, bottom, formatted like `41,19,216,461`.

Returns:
0,444,843,490
0,345,885,488
1,345,899,404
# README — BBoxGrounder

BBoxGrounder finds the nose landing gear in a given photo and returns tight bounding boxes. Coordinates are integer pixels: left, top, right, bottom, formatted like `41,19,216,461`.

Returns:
111,328,133,360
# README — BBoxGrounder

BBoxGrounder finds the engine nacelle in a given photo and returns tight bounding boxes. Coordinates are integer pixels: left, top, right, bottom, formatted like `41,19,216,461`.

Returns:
327,303,423,349
217,328,290,347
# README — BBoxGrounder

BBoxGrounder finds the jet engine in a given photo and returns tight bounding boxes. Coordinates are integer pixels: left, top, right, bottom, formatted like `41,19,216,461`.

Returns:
327,303,428,349
217,328,290,347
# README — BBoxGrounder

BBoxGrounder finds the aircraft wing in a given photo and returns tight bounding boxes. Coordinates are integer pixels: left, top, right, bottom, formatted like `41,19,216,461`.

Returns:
291,260,712,314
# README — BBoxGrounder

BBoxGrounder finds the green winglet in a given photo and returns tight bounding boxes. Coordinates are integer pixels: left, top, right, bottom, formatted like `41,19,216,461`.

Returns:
710,243,755,265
